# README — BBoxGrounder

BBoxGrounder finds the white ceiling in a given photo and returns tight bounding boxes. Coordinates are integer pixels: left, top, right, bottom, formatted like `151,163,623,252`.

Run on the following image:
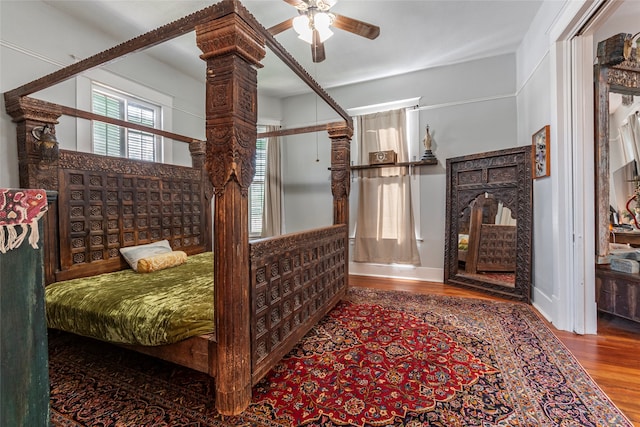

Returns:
44,0,544,98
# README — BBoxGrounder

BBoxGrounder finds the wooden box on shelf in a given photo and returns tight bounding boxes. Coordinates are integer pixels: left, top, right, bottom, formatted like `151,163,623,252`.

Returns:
369,150,397,165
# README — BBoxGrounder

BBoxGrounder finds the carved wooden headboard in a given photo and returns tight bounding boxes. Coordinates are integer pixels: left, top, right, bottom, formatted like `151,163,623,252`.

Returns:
45,150,211,283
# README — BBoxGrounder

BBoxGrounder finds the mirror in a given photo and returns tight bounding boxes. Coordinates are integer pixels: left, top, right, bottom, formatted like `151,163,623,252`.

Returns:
457,193,517,287
608,93,640,229
594,34,640,262
444,146,532,302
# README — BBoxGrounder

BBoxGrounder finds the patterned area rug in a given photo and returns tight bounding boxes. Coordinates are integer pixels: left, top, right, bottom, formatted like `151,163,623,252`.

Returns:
49,288,633,427
458,271,516,287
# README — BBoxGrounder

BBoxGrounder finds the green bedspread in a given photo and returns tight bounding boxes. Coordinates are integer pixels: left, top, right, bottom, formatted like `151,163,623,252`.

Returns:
45,252,214,346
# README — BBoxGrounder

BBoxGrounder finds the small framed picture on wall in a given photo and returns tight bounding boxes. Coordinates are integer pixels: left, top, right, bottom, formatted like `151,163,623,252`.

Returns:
532,125,550,179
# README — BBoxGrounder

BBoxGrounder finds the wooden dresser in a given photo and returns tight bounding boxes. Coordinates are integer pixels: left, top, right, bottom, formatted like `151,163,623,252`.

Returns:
612,231,640,247
596,264,640,323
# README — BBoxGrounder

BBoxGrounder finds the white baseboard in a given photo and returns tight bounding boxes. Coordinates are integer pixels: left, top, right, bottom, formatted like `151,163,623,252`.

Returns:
532,287,553,323
349,262,444,283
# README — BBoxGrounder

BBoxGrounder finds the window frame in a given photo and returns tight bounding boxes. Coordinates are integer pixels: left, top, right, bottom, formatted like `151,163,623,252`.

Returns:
74,69,174,163
91,83,162,162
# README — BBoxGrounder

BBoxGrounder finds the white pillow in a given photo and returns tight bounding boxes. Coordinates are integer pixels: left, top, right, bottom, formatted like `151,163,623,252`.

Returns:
119,240,172,271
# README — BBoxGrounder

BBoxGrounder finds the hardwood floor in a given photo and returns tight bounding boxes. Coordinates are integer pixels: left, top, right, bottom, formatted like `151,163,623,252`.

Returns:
350,275,640,426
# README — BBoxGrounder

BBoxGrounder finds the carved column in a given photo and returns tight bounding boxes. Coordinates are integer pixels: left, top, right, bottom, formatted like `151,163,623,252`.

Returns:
196,12,265,416
328,124,352,285
594,64,611,263
190,140,213,252
189,140,206,170
5,96,61,190
328,124,352,226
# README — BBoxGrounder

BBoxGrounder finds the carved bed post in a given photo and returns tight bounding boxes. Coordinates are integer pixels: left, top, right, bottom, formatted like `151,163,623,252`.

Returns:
328,124,352,227
5,96,62,284
5,96,61,190
190,140,213,252
188,140,206,172
328,124,352,283
195,9,265,416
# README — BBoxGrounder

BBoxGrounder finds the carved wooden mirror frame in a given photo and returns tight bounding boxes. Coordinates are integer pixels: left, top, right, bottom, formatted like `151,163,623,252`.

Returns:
594,34,640,263
444,146,533,302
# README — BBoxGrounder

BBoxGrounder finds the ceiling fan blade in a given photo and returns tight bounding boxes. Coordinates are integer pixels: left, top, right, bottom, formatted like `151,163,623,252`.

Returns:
268,18,294,36
311,29,326,63
332,14,380,40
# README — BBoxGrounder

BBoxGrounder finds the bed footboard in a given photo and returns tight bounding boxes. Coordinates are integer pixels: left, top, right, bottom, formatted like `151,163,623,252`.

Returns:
249,224,348,382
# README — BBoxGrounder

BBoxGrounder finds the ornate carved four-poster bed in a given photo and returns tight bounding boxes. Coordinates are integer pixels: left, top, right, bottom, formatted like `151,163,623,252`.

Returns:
3,0,353,415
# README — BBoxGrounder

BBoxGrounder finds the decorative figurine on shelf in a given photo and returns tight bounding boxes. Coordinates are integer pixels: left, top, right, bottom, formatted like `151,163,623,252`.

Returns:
421,125,437,162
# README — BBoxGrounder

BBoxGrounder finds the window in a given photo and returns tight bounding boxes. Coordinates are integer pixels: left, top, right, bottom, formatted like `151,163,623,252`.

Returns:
349,98,422,241
352,108,420,265
92,84,161,162
249,127,267,236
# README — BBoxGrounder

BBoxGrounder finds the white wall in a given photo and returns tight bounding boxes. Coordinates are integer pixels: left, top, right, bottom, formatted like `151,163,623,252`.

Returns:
0,0,283,188
515,0,570,324
517,52,554,313
281,54,519,281
515,1,557,316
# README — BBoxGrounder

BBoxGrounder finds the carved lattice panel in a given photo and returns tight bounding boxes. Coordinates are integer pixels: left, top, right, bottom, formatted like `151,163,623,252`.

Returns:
476,224,517,272
56,151,208,279
250,225,347,371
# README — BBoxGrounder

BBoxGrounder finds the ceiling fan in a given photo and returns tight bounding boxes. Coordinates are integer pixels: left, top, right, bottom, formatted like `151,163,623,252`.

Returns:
268,0,380,63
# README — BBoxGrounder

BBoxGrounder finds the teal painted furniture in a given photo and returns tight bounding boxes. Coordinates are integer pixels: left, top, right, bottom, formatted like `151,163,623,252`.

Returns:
1,189,50,426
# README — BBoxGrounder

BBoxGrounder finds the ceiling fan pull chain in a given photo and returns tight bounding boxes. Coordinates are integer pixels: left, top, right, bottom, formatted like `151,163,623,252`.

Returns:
315,64,320,162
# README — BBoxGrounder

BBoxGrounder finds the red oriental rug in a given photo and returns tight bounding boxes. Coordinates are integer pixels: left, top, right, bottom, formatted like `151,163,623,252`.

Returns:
49,287,633,427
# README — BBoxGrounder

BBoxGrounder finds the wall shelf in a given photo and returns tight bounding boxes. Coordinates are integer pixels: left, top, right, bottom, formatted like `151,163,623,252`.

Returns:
350,159,438,170
328,159,438,172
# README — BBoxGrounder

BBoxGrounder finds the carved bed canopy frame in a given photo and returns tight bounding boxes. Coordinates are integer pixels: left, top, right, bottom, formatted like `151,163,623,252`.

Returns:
3,0,353,415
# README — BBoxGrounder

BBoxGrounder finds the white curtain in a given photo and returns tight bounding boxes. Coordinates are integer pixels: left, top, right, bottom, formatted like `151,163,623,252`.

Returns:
619,111,640,167
618,111,640,166
495,203,516,226
353,109,420,265
261,126,282,237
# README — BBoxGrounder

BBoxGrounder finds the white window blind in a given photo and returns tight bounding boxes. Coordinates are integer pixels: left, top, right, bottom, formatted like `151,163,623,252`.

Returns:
92,91,124,157
92,85,160,162
249,128,267,236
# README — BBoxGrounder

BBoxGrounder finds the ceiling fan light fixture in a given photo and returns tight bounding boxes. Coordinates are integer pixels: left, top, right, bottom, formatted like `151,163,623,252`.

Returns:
297,31,313,44
315,12,334,42
293,14,314,43
293,14,310,35
273,0,378,61
293,10,334,45
314,11,332,29
315,0,336,12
